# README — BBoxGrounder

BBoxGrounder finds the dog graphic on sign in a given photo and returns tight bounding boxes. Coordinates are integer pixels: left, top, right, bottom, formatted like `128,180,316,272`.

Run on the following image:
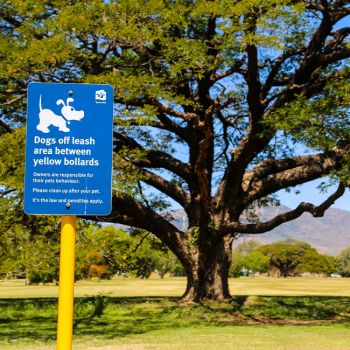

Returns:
36,95,85,133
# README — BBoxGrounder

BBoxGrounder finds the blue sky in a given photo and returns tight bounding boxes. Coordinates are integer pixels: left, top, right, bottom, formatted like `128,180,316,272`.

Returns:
277,179,350,211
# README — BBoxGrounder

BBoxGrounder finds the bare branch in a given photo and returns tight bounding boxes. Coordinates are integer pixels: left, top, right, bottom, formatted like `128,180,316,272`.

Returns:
132,232,151,253
0,119,13,133
261,48,305,98
0,189,16,198
221,182,346,235
0,94,25,107
210,58,246,83
150,98,197,121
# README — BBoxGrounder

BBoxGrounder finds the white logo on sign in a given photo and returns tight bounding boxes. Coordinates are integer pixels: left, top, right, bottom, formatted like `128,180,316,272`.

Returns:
95,90,107,103
36,95,85,134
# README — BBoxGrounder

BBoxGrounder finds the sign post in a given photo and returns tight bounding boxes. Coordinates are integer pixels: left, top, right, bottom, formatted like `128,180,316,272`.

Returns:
24,83,114,350
57,216,76,350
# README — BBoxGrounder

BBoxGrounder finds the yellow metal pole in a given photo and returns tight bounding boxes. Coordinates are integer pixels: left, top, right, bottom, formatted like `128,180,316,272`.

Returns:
57,215,76,350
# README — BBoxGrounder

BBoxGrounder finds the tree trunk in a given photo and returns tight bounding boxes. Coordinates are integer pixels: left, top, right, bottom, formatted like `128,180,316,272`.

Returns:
180,236,233,302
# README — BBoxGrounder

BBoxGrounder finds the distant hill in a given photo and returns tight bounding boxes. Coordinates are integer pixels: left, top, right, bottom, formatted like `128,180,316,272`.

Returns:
236,206,350,256
171,206,350,256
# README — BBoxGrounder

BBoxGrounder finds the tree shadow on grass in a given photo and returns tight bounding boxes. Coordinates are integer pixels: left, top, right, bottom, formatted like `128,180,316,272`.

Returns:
240,296,350,324
0,296,350,343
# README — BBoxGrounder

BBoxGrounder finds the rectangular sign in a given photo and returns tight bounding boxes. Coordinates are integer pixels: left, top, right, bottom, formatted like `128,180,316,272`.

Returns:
24,82,114,215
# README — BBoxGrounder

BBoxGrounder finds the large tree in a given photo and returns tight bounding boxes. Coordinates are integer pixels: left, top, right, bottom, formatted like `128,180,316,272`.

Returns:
258,239,336,277
1,0,349,301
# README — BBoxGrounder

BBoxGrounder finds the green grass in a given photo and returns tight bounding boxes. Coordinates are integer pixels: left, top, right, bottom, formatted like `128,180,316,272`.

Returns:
2,324,350,350
1,295,350,349
1,277,350,349
1,276,350,298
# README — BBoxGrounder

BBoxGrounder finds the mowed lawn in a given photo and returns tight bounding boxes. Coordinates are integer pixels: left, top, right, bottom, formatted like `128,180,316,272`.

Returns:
1,277,350,350
1,276,350,298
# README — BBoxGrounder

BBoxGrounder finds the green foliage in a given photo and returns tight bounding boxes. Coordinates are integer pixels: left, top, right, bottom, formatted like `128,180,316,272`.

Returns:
76,226,182,280
258,239,338,277
230,251,244,278
2,0,345,197
0,217,97,283
1,0,349,301
242,251,270,274
0,221,182,282
0,208,61,281
266,79,350,151
338,247,350,277
76,225,133,279
235,240,262,256
265,78,350,183
295,251,338,276
231,241,269,276
129,230,182,278
0,128,26,190
0,230,60,283
81,226,132,276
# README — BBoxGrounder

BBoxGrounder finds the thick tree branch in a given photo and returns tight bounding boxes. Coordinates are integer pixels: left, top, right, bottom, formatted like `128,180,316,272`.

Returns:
139,168,190,208
214,14,268,213
221,182,346,235
155,111,190,141
265,4,349,111
243,152,335,186
268,67,348,115
94,194,187,257
261,48,305,99
293,4,333,85
321,47,350,65
114,131,191,182
244,148,348,204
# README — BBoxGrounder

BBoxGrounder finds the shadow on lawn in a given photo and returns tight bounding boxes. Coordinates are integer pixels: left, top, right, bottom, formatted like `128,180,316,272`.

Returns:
0,295,350,342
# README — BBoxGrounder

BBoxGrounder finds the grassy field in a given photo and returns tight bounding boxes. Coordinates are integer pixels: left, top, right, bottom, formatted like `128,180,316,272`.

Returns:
1,277,350,349
1,276,350,298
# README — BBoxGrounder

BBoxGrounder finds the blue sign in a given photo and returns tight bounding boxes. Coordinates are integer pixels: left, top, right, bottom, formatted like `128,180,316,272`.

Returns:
24,83,114,215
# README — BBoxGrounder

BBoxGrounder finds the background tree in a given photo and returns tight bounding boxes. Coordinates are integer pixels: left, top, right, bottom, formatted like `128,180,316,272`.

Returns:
235,240,262,256
295,250,337,276
0,0,349,301
338,247,350,277
230,239,266,276
242,251,270,276
0,194,61,283
258,239,335,277
129,230,182,279
75,225,182,280
230,251,244,278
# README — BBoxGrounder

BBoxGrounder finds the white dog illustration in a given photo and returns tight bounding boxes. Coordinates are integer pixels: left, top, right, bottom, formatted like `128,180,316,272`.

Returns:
36,95,85,133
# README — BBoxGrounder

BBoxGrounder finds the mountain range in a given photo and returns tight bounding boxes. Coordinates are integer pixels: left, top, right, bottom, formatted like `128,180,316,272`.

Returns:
171,206,350,256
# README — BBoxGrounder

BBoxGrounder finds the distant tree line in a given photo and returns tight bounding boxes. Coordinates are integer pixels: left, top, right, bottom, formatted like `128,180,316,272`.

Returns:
0,219,184,284
231,239,350,278
1,207,350,283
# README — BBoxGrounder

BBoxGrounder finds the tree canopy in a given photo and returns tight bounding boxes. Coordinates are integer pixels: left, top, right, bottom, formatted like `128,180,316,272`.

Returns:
258,239,337,277
1,0,349,301
338,247,350,277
